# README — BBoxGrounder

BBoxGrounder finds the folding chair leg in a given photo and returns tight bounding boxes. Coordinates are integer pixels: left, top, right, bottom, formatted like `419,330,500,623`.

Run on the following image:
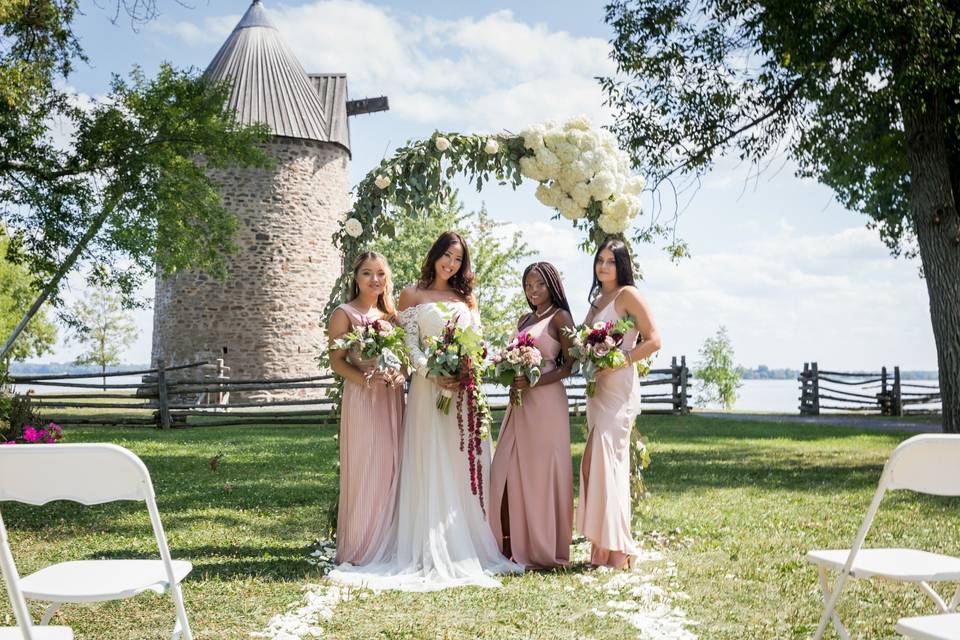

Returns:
40,601,62,625
918,581,950,612
948,584,960,612
172,615,182,640
815,566,851,640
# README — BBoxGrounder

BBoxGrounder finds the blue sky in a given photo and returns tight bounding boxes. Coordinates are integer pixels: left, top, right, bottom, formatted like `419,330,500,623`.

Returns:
45,0,938,370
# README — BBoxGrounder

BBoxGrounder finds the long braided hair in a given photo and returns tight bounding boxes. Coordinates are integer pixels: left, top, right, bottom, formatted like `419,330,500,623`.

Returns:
521,261,571,366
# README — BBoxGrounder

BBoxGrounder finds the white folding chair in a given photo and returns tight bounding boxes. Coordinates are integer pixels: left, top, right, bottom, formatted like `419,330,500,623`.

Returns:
896,613,960,639
0,509,73,639
0,444,193,640
807,434,960,639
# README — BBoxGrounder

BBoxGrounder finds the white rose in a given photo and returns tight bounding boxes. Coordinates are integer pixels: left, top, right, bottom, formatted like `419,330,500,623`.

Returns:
374,174,391,189
571,182,591,208
344,218,363,238
484,138,500,154
435,136,451,152
519,156,545,181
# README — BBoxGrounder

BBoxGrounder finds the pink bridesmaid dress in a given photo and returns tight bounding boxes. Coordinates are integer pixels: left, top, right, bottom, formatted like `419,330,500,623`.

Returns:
489,314,574,568
577,294,642,568
335,303,405,565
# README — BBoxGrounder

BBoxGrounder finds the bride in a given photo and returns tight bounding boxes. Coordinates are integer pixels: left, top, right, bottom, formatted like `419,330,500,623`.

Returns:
329,231,522,591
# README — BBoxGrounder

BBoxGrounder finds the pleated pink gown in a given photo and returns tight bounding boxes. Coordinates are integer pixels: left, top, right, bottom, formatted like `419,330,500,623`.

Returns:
577,297,642,568
335,304,405,565
489,315,573,568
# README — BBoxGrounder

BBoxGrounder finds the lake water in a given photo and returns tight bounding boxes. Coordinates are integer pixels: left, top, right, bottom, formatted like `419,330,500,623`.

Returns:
11,375,940,415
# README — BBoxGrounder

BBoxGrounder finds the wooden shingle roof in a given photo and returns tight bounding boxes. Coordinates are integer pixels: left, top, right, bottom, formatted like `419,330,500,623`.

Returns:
204,0,346,149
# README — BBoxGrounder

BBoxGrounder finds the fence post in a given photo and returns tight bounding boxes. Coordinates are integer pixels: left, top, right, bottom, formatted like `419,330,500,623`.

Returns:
879,366,889,415
670,356,680,415
893,366,903,416
799,363,810,414
679,355,689,415
157,359,171,429
810,362,820,416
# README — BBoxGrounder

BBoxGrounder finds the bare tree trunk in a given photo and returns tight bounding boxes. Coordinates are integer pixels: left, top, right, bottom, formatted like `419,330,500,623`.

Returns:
902,93,960,433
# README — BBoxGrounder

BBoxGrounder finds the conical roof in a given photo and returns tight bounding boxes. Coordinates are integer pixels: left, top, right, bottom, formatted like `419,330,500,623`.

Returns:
204,0,329,143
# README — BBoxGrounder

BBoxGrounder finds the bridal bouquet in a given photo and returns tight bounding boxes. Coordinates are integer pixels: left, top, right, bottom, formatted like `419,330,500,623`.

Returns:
331,318,410,382
565,316,636,397
423,315,494,512
490,332,543,406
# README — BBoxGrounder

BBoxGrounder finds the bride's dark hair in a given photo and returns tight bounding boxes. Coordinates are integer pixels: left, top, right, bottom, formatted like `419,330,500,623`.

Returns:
418,231,474,300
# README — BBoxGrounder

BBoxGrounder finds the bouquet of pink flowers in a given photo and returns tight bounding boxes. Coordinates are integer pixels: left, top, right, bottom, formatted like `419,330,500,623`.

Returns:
331,317,410,382
490,332,543,406
564,316,636,397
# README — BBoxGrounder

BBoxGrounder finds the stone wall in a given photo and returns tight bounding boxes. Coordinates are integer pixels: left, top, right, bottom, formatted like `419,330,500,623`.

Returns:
151,138,348,399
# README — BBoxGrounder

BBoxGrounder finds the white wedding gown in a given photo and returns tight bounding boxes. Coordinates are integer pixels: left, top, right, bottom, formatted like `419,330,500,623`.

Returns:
329,301,522,591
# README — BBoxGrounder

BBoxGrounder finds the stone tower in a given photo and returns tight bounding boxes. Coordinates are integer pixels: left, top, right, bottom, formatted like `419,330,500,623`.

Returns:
151,0,378,396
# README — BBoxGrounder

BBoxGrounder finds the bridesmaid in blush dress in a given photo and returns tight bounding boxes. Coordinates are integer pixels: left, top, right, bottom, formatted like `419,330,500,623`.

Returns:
327,251,405,565
577,239,661,569
490,262,575,568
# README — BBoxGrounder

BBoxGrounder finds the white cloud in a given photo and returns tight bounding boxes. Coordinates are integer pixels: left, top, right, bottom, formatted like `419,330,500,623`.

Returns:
155,0,615,132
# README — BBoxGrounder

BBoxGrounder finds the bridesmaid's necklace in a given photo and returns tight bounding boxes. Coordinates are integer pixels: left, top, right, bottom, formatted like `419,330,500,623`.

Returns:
534,304,555,319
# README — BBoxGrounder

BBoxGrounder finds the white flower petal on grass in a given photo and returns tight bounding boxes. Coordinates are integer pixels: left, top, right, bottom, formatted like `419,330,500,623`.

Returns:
344,218,363,238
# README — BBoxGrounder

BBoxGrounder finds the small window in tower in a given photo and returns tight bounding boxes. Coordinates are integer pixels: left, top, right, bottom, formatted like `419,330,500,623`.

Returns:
222,346,228,355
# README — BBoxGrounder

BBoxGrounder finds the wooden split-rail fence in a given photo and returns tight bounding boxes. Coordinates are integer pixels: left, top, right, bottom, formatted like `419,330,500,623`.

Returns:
798,362,941,415
11,355,691,429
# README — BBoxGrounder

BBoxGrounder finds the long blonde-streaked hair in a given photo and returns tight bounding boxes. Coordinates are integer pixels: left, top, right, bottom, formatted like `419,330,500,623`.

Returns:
349,251,396,316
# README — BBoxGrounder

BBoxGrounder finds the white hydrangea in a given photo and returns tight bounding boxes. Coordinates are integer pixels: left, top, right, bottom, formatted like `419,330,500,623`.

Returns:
564,114,592,131
571,182,591,208
374,174,390,189
344,218,363,238
589,171,616,201
625,175,646,195
558,196,586,220
517,115,645,234
535,183,561,208
519,156,545,181
435,136,451,152
484,138,500,154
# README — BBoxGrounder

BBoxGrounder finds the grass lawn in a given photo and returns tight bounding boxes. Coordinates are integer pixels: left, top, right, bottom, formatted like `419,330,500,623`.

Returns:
1,413,957,639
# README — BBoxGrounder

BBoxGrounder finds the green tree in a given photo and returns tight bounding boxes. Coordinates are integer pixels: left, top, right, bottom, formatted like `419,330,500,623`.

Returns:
373,197,534,345
0,231,56,367
0,1,271,360
602,1,960,431
69,286,136,389
693,326,742,410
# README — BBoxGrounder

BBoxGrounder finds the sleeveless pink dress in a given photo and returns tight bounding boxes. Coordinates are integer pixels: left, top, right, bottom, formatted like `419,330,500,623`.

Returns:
576,295,642,568
335,304,405,565
489,314,573,568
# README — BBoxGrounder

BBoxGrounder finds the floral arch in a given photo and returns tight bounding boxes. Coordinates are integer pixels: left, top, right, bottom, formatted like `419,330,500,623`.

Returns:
322,116,651,324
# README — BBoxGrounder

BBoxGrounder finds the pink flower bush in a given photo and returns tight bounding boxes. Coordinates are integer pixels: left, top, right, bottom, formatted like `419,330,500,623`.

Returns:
8,422,64,444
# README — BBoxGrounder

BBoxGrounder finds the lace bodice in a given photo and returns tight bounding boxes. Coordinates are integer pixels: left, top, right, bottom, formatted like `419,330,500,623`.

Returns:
399,301,480,377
